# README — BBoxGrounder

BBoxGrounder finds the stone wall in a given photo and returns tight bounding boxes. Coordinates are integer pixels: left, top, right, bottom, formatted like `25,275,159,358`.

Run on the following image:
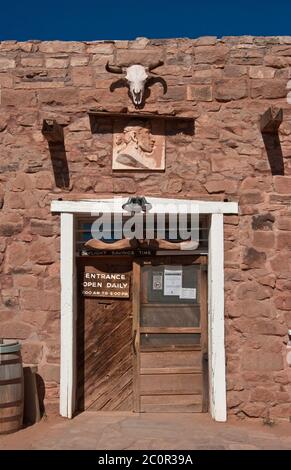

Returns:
0,36,291,420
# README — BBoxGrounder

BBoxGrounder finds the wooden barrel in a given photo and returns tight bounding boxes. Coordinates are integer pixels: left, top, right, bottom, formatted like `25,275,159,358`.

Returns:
0,342,24,435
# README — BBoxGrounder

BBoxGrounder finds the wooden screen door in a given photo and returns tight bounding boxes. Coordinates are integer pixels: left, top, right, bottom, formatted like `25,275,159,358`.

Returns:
132,256,208,413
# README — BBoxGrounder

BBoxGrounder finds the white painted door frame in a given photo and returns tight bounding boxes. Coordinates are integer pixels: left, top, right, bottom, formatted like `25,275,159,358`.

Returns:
51,198,238,422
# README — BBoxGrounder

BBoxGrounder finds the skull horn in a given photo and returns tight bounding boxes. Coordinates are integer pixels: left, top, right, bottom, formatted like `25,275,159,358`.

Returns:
105,62,124,74
85,238,132,251
148,60,164,71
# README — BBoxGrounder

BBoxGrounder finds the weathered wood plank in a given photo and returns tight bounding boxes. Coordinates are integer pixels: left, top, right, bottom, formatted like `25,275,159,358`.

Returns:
88,110,194,121
140,327,201,334
140,367,201,375
260,107,283,133
140,394,202,413
140,373,203,395
42,119,64,143
77,258,133,412
132,261,141,413
140,350,202,369
200,258,209,413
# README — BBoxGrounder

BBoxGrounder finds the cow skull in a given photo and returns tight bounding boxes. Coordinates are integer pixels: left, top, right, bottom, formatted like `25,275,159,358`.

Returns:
106,61,164,107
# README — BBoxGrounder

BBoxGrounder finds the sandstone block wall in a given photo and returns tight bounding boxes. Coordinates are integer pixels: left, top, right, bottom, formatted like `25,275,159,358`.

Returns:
0,36,291,419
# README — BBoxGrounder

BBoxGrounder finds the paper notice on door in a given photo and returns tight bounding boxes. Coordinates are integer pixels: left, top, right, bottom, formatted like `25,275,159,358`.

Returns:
179,288,197,300
164,267,182,296
153,272,163,290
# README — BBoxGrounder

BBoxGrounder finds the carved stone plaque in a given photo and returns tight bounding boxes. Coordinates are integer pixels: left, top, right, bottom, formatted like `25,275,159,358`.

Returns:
113,118,165,170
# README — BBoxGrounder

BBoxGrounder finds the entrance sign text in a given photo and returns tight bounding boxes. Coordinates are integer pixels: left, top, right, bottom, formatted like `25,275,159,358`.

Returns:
82,268,130,298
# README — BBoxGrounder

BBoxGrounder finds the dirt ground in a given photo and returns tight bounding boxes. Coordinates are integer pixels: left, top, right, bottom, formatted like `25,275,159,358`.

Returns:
0,412,291,450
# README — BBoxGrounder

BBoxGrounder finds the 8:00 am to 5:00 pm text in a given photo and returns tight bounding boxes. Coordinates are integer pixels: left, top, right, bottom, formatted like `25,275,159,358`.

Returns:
97,454,194,467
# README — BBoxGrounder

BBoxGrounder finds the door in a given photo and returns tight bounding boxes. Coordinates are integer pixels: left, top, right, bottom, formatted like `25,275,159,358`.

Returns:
77,257,134,411
133,256,208,413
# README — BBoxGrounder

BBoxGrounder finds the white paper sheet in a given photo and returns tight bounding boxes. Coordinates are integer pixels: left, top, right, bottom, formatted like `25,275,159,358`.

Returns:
164,267,182,296
153,272,163,290
179,288,196,300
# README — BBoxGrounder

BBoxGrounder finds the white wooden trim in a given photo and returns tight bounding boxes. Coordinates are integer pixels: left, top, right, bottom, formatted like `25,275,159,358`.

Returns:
53,199,237,421
51,198,238,215
208,213,227,422
60,213,76,418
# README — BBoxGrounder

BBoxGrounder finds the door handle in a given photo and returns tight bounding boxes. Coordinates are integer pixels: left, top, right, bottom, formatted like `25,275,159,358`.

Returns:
132,329,137,355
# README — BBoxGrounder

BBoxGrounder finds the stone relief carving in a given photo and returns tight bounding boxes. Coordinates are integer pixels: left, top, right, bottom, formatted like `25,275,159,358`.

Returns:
113,119,165,170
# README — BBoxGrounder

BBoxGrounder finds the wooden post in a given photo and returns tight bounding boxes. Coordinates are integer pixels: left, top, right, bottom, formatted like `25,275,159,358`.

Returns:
132,261,141,413
42,119,64,143
200,256,208,413
208,213,227,422
60,212,76,418
260,107,283,133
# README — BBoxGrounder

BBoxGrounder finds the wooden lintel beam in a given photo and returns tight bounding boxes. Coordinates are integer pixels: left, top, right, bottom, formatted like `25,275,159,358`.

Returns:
260,107,283,133
88,110,195,122
42,119,64,143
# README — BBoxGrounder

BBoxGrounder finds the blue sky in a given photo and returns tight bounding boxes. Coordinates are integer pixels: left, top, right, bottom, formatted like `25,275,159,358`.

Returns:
1,0,290,41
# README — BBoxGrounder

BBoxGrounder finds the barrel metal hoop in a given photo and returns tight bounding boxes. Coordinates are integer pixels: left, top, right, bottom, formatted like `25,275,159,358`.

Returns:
0,414,22,423
0,343,21,354
0,400,23,409
0,358,22,366
0,378,23,386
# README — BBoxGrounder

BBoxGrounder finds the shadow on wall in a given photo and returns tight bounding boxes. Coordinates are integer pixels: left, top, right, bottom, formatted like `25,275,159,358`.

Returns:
35,373,46,417
22,368,46,428
260,107,284,176
48,141,70,189
42,120,70,189
262,132,284,176
88,114,195,137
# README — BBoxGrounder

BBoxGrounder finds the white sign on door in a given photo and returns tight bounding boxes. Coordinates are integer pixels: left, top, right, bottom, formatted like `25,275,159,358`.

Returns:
164,266,182,296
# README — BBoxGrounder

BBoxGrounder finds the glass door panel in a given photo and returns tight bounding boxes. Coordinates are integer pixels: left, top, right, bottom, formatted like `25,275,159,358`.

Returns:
133,257,208,413
140,264,201,350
